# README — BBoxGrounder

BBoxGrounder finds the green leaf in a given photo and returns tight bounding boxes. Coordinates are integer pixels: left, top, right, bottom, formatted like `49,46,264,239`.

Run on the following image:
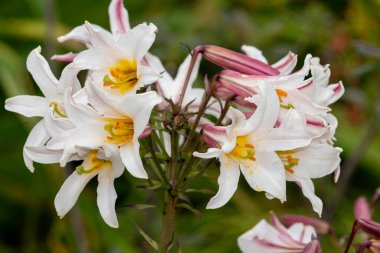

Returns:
119,204,156,210
134,223,159,251
176,203,203,218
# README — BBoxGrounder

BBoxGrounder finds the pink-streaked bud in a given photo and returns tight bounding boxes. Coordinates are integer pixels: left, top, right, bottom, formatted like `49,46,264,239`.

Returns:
215,70,257,99
197,45,280,76
357,219,380,238
138,127,152,140
370,240,380,253
282,215,331,235
302,240,322,253
354,196,372,220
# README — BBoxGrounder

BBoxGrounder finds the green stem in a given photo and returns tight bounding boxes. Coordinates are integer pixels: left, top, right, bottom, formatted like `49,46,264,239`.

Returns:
158,193,177,253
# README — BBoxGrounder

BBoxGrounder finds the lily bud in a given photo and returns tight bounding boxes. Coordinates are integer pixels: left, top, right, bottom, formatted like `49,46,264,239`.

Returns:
354,196,372,220
197,45,280,76
282,214,331,234
370,240,380,253
302,240,322,253
357,219,380,238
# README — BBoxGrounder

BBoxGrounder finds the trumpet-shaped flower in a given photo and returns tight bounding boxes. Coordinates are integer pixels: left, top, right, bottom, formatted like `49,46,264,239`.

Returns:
54,144,124,228
238,213,317,253
194,83,311,208
4,47,80,172
48,87,161,179
71,21,161,98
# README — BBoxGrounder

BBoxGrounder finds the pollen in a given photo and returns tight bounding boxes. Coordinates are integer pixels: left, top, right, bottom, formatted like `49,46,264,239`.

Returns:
277,151,299,174
103,59,138,94
76,151,112,174
104,116,134,146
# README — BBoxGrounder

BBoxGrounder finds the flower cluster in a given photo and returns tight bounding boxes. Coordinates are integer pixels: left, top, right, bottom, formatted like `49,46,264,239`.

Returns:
4,0,343,236
194,45,343,216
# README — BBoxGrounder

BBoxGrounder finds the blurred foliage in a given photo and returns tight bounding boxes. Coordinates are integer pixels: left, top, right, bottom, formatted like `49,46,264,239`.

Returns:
1,0,380,252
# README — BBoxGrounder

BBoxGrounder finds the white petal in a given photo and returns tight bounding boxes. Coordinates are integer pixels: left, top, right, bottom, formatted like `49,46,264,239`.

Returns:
241,45,268,63
60,124,106,166
193,148,222,159
63,88,102,126
97,169,119,228
286,88,329,115
254,128,311,152
5,95,49,117
119,91,162,138
120,142,147,179
291,143,341,179
171,54,202,104
102,144,125,178
24,146,62,164
108,0,130,39
57,23,106,44
240,151,286,202
26,47,59,100
57,64,81,94
145,53,175,99
137,65,162,88
287,176,323,217
73,47,117,70
23,120,50,172
43,108,74,138
85,21,116,49
54,170,98,218
207,155,240,209
271,52,297,75
118,23,157,61
235,82,280,135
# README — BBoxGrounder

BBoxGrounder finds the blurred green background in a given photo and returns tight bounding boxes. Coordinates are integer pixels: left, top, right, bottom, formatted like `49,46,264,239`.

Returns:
1,0,380,252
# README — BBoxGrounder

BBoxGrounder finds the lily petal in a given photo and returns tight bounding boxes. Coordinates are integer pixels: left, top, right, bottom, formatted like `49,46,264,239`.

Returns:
26,47,59,100
54,169,99,218
120,142,147,179
240,151,287,202
97,168,119,228
5,95,49,117
207,155,240,209
108,0,130,39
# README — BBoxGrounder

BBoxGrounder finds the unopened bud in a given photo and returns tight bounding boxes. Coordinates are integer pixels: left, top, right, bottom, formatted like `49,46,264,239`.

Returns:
282,215,331,234
357,219,380,238
197,45,279,76
370,240,380,253
354,196,371,220
302,240,322,253
138,127,152,140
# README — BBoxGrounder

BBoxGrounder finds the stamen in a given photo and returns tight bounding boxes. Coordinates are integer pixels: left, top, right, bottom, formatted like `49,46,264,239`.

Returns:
230,136,256,161
49,102,67,118
275,89,294,109
277,151,299,174
104,117,134,146
76,152,112,174
104,59,138,94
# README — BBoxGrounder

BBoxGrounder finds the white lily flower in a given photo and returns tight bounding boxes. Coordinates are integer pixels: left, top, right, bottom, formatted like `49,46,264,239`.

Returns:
194,83,311,209
49,87,161,179
4,46,80,172
54,144,124,228
238,213,317,253
278,109,341,216
71,21,161,98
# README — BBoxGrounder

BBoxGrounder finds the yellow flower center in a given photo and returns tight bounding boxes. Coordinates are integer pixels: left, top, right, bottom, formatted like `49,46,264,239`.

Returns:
276,151,299,174
76,151,112,174
230,136,256,161
49,101,67,118
104,117,134,146
103,59,138,94
276,89,294,110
